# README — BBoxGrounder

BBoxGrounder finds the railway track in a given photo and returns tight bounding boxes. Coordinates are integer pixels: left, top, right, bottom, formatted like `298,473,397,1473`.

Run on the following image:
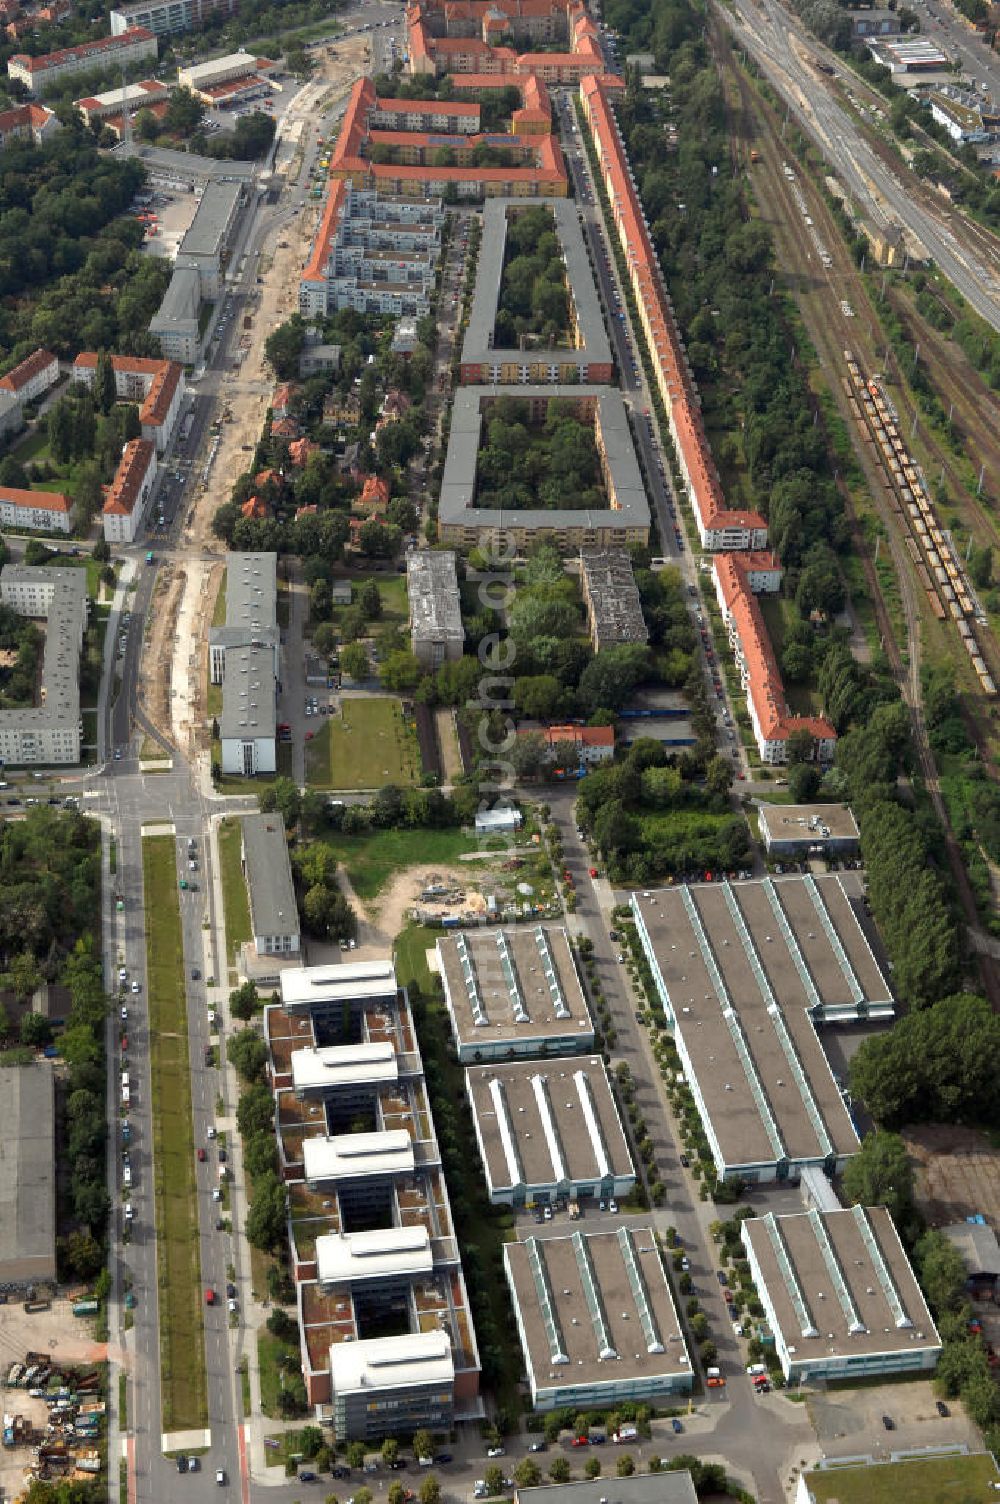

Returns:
716,23,1000,1003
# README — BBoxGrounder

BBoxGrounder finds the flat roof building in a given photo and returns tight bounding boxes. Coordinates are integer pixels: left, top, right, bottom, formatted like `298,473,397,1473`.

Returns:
0,1065,56,1285
758,803,861,857
741,1207,940,1383
111,140,257,186
407,550,464,670
437,926,593,1063
439,386,650,551
177,49,276,95
466,1055,634,1206
504,1227,692,1409
0,566,86,766
239,812,300,983
209,553,278,779
632,876,894,1182
149,265,201,365
280,959,399,1016
516,1478,697,1504
173,178,246,298
461,197,612,385
110,0,238,36
326,1330,455,1441
303,1131,417,1187
579,551,648,652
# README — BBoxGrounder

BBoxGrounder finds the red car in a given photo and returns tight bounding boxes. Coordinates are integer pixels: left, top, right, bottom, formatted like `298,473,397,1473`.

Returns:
205,1289,215,1305
197,1148,207,1162
571,1437,589,1448
588,867,598,878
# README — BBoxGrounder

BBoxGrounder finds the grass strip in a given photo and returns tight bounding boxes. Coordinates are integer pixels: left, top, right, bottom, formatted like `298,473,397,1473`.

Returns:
217,817,252,962
143,834,207,1433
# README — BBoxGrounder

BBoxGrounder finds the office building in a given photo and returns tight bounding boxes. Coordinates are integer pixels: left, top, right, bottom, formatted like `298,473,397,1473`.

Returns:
758,803,861,859
579,551,648,651
460,197,612,385
149,266,201,364
239,812,300,983
504,1227,692,1409
437,925,593,1063
110,0,238,38
263,961,481,1434
71,352,184,454
175,179,245,298
0,566,86,765
407,550,464,669
0,348,59,405
8,26,157,93
0,1066,55,1284
439,386,649,550
465,1055,634,1206
102,437,157,544
741,1207,940,1383
632,876,894,1182
796,1454,1000,1504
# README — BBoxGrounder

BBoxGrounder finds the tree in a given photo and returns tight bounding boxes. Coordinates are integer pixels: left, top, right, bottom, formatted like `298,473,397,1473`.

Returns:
484,1465,504,1495
549,1458,571,1484
359,577,382,620
245,1171,287,1251
299,1425,324,1459
245,1132,278,1180
267,1308,297,1341
914,1229,968,1316
229,981,259,1021
584,1457,601,1480
381,650,423,693
418,1477,441,1504
787,759,820,802
236,1082,275,1139
341,642,370,681
388,1487,406,1504
840,1131,914,1226
64,1228,103,1279
227,1029,267,1083
616,1455,635,1477
849,993,1000,1128
381,1439,400,1467
265,315,306,381
514,1459,541,1488
20,1011,52,1047
411,1431,433,1463
578,645,650,715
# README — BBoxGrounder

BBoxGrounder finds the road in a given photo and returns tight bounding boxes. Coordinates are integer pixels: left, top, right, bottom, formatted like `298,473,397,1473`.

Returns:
720,0,1000,332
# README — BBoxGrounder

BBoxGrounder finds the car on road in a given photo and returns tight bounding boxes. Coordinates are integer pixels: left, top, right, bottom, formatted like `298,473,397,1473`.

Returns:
226,1282,236,1298
298,1472,316,1483
671,1419,683,1434
191,968,200,980
486,1447,505,1458
529,1441,547,1453
571,1436,589,1447
131,980,140,993
197,1148,207,1162
120,1005,128,1021
679,1153,690,1168
433,1453,452,1464
215,1470,226,1486
187,1458,199,1472
717,1270,728,1286
205,1288,215,1305
176,1456,188,1473
589,866,599,878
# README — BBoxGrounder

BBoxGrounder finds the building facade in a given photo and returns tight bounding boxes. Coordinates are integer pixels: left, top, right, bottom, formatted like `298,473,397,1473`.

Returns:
0,349,59,406
209,553,279,778
110,0,238,36
102,437,157,544
0,566,86,764
72,353,185,454
240,812,301,982
8,26,157,93
0,486,71,534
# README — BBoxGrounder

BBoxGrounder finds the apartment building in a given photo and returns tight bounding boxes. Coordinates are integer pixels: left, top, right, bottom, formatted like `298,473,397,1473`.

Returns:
0,486,71,534
0,566,86,764
514,722,615,770
8,26,157,93
263,962,481,1435
578,75,768,552
110,0,238,37
406,550,464,669
300,178,443,321
460,197,612,385
71,353,184,454
0,349,59,405
578,551,648,651
102,437,157,545
438,386,649,550
0,101,58,147
148,265,201,363
712,552,836,765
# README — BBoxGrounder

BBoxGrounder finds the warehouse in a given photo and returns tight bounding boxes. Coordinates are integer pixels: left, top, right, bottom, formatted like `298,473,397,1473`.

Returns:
741,1207,940,1383
439,386,649,551
460,197,612,385
757,803,861,859
504,1228,692,1409
465,1055,634,1206
632,876,893,1182
436,926,593,1063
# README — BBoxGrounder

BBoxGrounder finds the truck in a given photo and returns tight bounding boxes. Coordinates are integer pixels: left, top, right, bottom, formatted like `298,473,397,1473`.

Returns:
72,1300,99,1317
613,1424,637,1443
145,551,154,565
706,1367,726,1388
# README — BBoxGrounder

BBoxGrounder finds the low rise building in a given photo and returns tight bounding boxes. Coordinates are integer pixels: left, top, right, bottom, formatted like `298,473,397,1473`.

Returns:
632,877,893,1182
504,1228,692,1409
0,566,86,764
0,1065,56,1285
177,49,276,102
8,25,157,93
0,101,59,148
74,77,168,124
437,926,593,1063
515,722,615,769
240,812,300,983
578,551,648,651
439,386,649,550
713,552,837,766
299,342,342,377
0,348,59,406
460,197,612,385
741,1207,940,1383
407,550,464,669
110,140,256,187
102,436,157,544
220,644,275,777
71,352,185,454
110,0,238,37
466,1055,634,1206
758,803,860,858
0,485,71,534
847,7,900,34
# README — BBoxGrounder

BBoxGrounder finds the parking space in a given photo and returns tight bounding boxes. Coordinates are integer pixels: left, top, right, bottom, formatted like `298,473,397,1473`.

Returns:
139,188,200,261
808,1378,978,1460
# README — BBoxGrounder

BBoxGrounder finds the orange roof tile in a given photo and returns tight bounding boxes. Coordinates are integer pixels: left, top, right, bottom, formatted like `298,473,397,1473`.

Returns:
102,437,155,516
0,348,56,393
0,485,69,513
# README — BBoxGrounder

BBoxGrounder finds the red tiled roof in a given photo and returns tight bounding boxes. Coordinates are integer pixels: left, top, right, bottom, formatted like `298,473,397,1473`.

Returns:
73,352,181,431
0,348,56,393
0,484,69,513
271,417,299,438
11,25,154,72
378,94,480,116
103,437,155,516
241,495,269,519
289,437,318,467
302,177,347,285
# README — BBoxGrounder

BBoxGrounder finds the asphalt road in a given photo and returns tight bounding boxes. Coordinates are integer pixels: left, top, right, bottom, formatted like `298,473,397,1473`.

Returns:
721,0,1000,331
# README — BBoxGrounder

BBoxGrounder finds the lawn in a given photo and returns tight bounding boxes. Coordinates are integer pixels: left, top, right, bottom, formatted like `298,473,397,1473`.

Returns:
306,696,421,790
804,1454,1000,1504
318,826,475,901
212,574,228,628
142,834,207,1433
758,595,821,717
257,1328,300,1419
393,921,439,993
217,817,252,966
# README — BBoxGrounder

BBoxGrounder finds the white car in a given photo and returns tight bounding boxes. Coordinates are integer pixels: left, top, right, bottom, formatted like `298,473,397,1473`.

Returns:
131,980,140,994
486,1447,505,1458
124,1203,134,1221
120,1006,128,1021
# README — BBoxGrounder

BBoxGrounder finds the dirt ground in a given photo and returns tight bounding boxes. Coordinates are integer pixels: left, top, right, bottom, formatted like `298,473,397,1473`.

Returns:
905,1124,1000,1229
336,864,484,955
434,708,463,783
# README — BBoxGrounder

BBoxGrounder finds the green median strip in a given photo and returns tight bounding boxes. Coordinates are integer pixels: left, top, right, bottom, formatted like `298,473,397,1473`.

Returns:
143,834,207,1434
217,817,252,964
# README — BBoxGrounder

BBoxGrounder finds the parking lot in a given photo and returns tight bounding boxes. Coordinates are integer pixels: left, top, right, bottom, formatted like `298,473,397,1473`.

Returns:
139,187,201,261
